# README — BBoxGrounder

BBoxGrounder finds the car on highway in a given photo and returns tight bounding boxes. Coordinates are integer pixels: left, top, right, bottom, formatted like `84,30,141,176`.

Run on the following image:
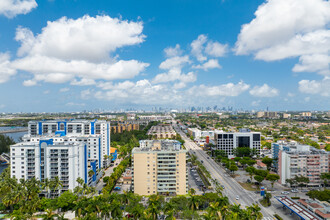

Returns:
236,195,239,200
291,189,298,193
301,189,309,193
207,157,210,159
221,185,225,189
201,160,204,163
281,191,290,195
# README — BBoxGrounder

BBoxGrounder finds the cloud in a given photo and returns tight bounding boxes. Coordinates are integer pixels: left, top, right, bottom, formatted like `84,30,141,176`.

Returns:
193,59,221,71
164,44,183,57
205,41,228,57
12,15,149,85
159,55,190,70
249,84,279,97
251,100,261,107
298,78,330,96
287,92,295,97
59,88,69,92
23,79,37,86
0,53,16,83
304,97,311,102
188,81,250,97
155,55,195,85
191,34,208,62
70,78,96,86
43,90,50,94
81,89,93,100
293,54,330,75
235,0,330,75
0,0,37,18
66,102,85,107
153,69,196,84
94,79,182,105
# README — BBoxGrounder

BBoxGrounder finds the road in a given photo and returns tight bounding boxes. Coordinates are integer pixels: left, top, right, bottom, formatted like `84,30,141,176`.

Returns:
95,158,122,192
173,124,275,220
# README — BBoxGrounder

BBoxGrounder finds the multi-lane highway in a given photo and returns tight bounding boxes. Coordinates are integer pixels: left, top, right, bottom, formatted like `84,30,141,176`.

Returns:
173,123,275,219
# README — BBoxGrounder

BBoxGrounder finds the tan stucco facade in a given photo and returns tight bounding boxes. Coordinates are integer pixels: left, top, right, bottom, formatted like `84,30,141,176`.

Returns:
132,144,187,196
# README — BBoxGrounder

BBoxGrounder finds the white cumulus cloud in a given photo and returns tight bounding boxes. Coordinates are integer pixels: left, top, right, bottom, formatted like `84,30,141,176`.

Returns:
188,81,250,97
205,41,228,57
249,84,279,97
59,88,69,92
0,53,16,83
153,69,196,84
12,15,149,85
191,34,208,62
164,44,183,57
193,59,221,71
235,0,330,75
0,0,37,18
298,78,330,96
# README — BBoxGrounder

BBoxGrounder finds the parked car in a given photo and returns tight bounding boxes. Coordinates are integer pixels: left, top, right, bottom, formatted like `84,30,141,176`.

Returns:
291,189,298,193
281,191,290,195
301,189,309,192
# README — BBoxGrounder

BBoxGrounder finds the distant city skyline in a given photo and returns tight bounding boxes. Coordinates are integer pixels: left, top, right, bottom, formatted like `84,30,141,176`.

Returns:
0,0,329,112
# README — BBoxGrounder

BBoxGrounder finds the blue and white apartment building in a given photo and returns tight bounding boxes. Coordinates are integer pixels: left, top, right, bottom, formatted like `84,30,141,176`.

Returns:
10,119,111,195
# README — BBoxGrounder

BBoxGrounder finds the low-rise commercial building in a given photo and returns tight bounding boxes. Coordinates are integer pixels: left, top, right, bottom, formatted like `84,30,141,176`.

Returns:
187,128,214,139
256,111,278,118
132,140,187,196
214,129,261,158
111,123,139,133
147,124,176,139
298,199,330,220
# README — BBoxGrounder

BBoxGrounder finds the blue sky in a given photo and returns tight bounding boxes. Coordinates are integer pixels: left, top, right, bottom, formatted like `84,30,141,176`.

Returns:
0,0,329,112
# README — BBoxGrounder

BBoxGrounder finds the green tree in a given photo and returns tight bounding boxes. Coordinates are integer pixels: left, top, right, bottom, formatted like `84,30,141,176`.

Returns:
255,169,268,178
0,134,15,154
254,175,264,188
266,174,280,189
56,191,77,212
320,173,330,189
245,167,256,182
229,164,238,175
261,157,273,171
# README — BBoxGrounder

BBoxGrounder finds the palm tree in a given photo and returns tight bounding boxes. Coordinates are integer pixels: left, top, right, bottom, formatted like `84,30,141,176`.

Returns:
110,200,122,219
147,203,160,220
50,176,63,198
247,203,263,220
88,170,95,178
188,195,199,211
164,201,177,219
42,178,51,198
216,196,229,207
188,188,196,195
41,209,58,220
206,202,222,219
202,211,214,220
130,203,144,220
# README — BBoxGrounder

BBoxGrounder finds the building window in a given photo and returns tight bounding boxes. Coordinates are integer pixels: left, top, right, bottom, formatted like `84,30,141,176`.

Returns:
60,123,65,131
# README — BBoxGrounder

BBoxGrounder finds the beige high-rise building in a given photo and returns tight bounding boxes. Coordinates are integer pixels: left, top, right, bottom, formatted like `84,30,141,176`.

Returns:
132,140,187,196
283,113,291,119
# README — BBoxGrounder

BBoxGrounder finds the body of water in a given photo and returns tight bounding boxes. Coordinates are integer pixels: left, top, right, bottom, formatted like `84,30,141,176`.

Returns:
0,127,27,175
0,127,27,142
